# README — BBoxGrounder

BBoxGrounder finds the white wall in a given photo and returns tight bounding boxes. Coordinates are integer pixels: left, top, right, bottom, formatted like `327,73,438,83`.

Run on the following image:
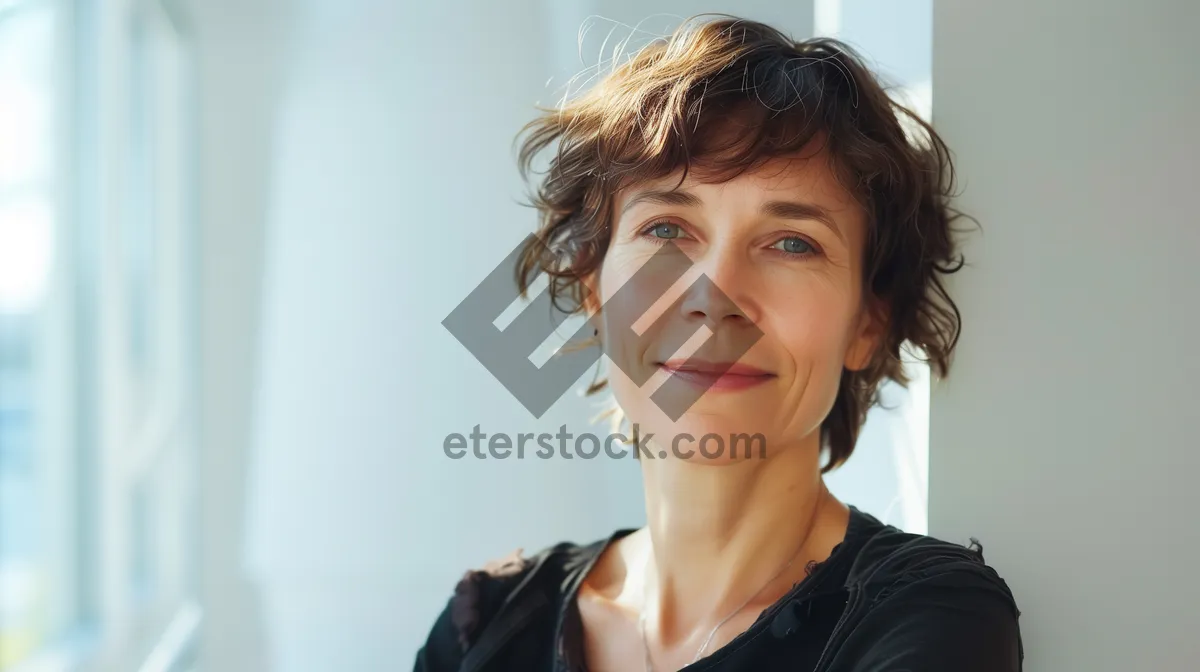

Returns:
929,1,1200,669
237,0,641,668
192,0,288,669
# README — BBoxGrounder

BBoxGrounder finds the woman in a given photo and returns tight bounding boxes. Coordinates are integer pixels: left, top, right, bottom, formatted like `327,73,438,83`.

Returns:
416,14,1022,672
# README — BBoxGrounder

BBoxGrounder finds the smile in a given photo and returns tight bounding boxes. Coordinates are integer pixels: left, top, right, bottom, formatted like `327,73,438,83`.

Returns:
657,360,777,391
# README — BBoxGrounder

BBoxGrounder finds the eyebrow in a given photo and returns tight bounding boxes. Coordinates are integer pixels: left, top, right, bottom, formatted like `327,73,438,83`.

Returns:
620,188,704,214
761,199,846,243
620,188,846,243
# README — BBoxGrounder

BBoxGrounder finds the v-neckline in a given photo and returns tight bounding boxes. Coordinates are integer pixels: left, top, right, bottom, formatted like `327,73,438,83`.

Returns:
554,507,869,672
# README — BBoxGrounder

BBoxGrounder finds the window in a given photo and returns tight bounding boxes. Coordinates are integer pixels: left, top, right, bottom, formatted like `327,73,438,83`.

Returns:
0,0,199,669
0,1,68,667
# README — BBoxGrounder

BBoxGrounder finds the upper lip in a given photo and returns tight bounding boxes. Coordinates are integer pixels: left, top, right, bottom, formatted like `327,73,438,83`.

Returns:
658,359,774,376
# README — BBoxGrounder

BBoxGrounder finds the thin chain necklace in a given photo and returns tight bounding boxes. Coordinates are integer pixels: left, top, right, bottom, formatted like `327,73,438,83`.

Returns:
637,505,821,672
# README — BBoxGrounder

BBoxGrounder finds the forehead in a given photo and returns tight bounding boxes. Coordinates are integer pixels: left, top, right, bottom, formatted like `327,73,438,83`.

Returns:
613,147,863,218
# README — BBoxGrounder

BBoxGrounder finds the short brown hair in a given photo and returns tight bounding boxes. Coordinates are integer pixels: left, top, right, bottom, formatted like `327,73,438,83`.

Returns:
513,15,967,472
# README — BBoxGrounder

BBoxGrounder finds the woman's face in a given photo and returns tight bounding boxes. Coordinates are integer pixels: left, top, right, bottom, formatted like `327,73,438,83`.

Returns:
589,148,883,463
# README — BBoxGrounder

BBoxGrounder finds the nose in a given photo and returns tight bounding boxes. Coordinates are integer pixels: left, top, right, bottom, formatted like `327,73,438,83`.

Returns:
677,248,757,329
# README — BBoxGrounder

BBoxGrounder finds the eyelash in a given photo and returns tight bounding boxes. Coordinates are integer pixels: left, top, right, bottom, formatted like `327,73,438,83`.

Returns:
636,219,822,260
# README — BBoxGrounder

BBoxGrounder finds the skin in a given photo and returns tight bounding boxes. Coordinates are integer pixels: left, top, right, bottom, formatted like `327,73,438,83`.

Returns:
577,142,886,671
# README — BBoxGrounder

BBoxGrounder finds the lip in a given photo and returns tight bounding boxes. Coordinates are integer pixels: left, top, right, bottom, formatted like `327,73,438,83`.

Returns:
657,359,776,391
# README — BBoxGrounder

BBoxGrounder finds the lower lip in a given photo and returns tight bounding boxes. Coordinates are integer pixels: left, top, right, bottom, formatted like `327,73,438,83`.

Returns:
659,366,776,391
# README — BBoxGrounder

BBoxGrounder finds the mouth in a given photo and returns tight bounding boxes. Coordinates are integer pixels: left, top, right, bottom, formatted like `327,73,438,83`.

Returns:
657,359,777,391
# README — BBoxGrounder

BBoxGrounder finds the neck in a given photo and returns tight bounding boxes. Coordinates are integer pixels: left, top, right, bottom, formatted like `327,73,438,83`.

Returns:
636,432,847,648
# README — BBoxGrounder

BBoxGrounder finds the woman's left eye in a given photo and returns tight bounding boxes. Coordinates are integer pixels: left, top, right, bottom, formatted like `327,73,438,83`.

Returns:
770,236,816,256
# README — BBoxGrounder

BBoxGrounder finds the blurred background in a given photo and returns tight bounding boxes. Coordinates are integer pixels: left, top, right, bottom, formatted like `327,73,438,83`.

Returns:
0,0,1196,671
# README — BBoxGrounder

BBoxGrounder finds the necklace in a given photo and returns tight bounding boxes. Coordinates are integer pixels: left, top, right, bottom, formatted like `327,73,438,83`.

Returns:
637,517,817,672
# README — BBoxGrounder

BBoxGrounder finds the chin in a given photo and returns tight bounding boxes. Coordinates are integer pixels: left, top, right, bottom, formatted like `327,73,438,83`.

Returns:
609,376,798,463
636,409,776,463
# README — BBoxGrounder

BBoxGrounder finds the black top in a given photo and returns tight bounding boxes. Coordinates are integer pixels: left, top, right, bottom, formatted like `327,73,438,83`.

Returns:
414,506,1024,672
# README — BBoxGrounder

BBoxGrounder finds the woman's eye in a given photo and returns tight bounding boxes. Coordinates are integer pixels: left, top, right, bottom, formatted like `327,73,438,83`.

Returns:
771,236,815,256
644,221,685,240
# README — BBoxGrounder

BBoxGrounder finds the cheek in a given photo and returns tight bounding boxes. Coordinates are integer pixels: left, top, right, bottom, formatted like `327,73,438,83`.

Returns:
595,246,691,376
596,241,689,304
762,277,860,437
766,277,858,369
594,248,711,439
692,281,849,445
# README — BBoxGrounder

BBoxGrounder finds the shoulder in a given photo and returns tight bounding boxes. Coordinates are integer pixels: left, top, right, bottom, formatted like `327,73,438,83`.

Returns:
846,517,1020,612
412,535,608,671
830,514,1024,670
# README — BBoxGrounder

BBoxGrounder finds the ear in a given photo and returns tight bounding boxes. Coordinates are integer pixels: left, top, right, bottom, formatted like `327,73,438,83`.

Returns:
844,296,888,372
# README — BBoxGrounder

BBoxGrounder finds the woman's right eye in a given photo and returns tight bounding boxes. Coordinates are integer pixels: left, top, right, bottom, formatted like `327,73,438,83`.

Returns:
641,220,686,240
